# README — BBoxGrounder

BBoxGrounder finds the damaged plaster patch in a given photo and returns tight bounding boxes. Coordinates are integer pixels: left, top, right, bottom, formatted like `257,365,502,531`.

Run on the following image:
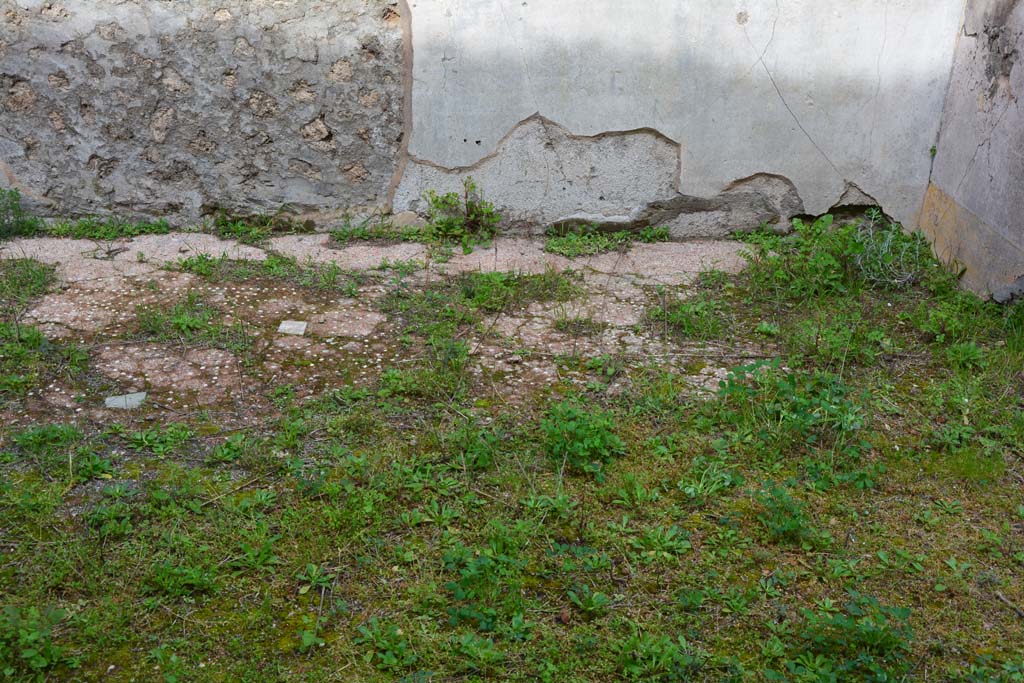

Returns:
992,273,1024,304
638,173,803,238
832,182,881,209
550,172,804,238
396,114,804,238
983,22,1021,97
393,115,680,230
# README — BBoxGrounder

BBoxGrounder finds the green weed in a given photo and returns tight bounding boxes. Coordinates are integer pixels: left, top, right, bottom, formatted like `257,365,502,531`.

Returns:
424,176,501,250
0,189,44,240
541,400,625,478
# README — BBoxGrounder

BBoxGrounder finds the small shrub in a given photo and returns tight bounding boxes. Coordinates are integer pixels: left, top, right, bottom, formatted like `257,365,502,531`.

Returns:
852,209,930,288
744,212,935,300
424,177,501,248
541,401,624,478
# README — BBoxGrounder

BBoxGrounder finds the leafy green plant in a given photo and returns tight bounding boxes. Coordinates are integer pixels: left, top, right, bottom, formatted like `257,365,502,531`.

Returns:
13,423,83,455
541,400,625,478
630,524,692,563
567,583,612,618
0,260,76,402
757,485,829,549
128,424,193,456
331,213,427,244
0,189,44,240
136,292,251,353
553,313,606,337
148,644,186,683
767,591,914,682
716,362,867,464
544,228,626,257
544,224,670,257
946,341,986,369
1,259,55,343
48,216,170,241
423,177,501,249
72,450,113,483
650,294,725,340
295,563,335,595
354,618,418,672
744,213,933,300
788,309,894,365
613,630,705,681
208,434,246,464
677,458,742,504
451,632,504,671
912,289,992,345
676,588,707,612
445,418,500,472
0,606,73,679
612,473,661,508
144,562,219,599
296,614,326,653
211,209,314,245
230,528,282,573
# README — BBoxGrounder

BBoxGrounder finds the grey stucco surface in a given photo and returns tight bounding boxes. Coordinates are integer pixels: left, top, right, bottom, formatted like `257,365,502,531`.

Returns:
0,0,405,224
403,0,966,229
920,0,1023,296
394,116,681,231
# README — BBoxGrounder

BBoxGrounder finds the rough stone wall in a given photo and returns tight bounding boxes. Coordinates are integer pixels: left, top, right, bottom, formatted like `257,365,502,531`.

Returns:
0,0,405,224
922,0,1024,299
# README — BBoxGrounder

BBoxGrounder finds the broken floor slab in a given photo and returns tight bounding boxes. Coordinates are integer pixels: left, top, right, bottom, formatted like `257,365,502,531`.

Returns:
308,308,386,338
277,320,308,336
104,392,147,410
